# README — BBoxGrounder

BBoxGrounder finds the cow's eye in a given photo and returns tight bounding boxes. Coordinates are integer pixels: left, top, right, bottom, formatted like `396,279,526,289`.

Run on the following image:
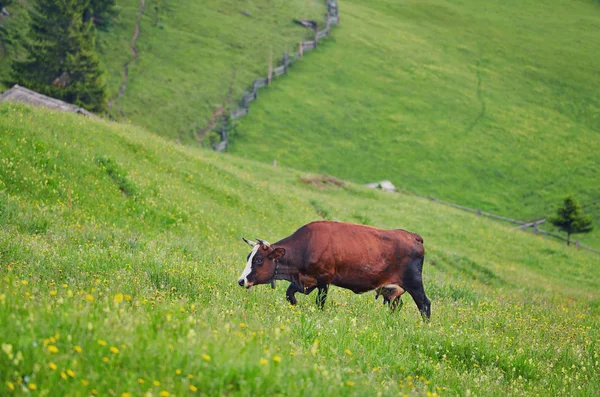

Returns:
255,258,263,266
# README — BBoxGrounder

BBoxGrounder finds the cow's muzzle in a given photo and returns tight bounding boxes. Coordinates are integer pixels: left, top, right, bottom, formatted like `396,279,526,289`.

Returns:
238,278,253,289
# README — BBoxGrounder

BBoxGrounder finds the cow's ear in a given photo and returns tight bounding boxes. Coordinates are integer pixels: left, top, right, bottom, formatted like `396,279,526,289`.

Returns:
268,247,286,260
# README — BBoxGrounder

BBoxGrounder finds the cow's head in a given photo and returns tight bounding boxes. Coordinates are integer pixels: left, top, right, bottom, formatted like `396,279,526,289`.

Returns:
238,238,286,288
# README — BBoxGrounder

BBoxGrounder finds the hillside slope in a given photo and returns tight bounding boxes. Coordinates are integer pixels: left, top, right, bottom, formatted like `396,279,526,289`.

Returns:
1,103,599,395
98,0,328,142
230,0,600,247
0,0,328,141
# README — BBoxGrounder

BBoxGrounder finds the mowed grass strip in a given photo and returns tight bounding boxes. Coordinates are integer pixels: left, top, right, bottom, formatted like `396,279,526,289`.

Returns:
0,103,599,395
229,0,600,247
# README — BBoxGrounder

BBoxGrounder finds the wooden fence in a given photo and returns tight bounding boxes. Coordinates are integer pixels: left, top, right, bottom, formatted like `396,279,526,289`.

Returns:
424,195,600,256
213,0,339,151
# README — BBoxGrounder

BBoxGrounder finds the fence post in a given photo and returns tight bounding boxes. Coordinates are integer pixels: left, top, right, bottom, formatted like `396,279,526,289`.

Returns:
533,224,538,235
267,56,273,86
283,50,289,74
477,209,481,217
576,240,580,249
314,27,318,47
299,41,303,59
326,14,331,37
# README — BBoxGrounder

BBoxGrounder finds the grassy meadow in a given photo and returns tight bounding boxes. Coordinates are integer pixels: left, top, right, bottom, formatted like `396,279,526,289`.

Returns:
229,0,600,247
97,0,328,142
0,0,327,141
1,103,599,396
3,0,598,248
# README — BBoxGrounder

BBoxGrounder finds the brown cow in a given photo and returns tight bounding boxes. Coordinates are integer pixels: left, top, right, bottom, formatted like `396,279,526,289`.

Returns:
237,221,431,320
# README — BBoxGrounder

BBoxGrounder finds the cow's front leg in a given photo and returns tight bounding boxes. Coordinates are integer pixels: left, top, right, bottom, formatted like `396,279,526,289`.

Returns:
286,282,317,305
316,284,329,309
286,284,300,305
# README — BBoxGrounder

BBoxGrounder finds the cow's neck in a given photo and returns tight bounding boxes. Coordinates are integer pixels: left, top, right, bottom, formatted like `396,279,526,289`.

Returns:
272,259,297,283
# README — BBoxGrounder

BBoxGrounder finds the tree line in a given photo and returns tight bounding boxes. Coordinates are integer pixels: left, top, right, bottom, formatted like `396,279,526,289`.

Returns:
1,0,115,112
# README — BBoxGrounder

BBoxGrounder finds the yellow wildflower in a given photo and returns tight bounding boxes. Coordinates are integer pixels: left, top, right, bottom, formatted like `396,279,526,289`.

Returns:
189,385,198,392
102,357,109,363
121,393,132,397
21,280,28,286
73,345,82,353
49,362,58,370
273,355,282,363
153,380,160,387
85,295,94,302
138,378,145,384
7,382,15,391
110,346,119,354
259,359,268,365
175,369,181,375
346,381,355,387
97,340,107,346
114,293,124,303
344,349,352,356
47,345,59,354
50,290,57,296
202,354,211,361
28,383,37,390
81,379,89,386
160,391,170,397
67,369,75,377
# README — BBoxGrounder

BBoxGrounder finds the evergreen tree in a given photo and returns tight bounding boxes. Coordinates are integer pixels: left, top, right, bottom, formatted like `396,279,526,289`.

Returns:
549,196,594,246
84,0,117,30
0,0,13,11
11,0,107,112
0,1,14,47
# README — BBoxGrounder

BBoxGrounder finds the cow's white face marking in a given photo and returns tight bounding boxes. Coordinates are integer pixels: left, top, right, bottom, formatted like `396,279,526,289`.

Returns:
239,244,260,288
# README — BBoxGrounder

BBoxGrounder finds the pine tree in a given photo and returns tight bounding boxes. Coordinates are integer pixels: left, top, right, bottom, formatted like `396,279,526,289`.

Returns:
0,1,14,48
549,196,594,246
11,0,107,112
84,0,117,30
0,0,13,11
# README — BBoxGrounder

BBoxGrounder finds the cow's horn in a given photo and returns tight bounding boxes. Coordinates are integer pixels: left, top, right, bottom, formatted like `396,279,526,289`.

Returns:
256,238,271,248
242,237,257,246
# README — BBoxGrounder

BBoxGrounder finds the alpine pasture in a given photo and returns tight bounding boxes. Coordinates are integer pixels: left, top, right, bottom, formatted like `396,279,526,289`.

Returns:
229,0,600,248
1,103,599,395
98,0,328,142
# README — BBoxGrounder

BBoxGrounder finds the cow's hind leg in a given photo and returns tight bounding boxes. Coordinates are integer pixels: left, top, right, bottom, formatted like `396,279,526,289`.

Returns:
408,285,430,321
404,259,431,320
315,284,329,309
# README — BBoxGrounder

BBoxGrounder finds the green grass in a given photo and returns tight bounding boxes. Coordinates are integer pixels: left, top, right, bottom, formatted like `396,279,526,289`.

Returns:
229,0,600,247
1,0,327,142
1,103,599,395
97,0,328,142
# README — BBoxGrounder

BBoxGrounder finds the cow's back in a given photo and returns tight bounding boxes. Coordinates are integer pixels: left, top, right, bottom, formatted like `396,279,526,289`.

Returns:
284,221,423,292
